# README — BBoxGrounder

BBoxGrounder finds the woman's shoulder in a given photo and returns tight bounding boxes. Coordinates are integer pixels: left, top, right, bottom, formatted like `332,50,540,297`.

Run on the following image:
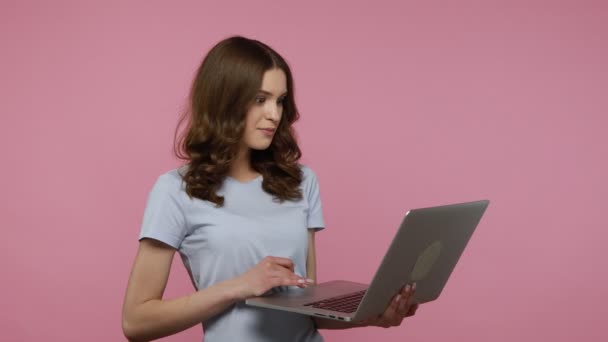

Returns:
297,163,321,188
152,166,188,192
298,163,316,178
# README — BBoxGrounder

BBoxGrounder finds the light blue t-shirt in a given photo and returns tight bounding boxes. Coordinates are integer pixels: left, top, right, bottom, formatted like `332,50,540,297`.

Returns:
139,164,326,341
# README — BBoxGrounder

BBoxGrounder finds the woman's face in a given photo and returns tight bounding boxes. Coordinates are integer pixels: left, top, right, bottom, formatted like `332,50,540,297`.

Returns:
241,68,287,151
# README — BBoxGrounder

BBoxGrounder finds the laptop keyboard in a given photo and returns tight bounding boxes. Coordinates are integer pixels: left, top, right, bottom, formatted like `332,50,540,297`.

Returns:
304,290,366,313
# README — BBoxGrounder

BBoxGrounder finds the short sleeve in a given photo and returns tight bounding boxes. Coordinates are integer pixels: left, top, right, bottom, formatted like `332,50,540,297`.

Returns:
303,166,326,231
139,173,188,249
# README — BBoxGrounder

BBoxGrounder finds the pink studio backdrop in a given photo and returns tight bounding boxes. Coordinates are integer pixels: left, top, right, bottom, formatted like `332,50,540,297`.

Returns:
1,1,606,341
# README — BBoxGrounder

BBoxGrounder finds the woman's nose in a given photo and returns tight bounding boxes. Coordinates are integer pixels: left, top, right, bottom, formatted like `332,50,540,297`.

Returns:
266,104,280,121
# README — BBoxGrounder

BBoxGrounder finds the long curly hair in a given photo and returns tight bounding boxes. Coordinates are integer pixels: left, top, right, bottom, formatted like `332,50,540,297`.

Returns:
174,36,304,207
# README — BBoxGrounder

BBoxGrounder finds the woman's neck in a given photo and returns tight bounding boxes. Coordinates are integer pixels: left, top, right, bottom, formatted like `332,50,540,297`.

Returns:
228,146,259,180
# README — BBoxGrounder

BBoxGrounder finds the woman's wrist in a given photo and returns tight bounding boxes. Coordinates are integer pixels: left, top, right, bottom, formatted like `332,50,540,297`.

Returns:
219,276,249,303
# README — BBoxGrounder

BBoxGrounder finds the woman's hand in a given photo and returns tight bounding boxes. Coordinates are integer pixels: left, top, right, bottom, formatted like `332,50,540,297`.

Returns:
359,283,420,328
235,256,314,300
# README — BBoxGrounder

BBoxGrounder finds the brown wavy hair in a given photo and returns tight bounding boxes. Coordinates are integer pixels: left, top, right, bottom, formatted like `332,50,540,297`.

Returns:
174,36,304,207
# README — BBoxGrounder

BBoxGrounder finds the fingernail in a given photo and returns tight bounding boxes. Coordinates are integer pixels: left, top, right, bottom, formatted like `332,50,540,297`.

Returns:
405,284,411,292
394,294,401,303
412,283,417,290
297,279,306,284
306,278,315,283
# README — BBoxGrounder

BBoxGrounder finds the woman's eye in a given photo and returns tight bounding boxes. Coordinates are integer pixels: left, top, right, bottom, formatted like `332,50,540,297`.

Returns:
255,97,265,104
278,97,286,104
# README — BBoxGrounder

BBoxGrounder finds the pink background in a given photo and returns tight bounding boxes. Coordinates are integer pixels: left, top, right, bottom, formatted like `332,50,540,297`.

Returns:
1,1,607,341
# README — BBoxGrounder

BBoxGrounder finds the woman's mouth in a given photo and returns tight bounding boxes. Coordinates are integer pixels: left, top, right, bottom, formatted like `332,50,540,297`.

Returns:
259,128,275,136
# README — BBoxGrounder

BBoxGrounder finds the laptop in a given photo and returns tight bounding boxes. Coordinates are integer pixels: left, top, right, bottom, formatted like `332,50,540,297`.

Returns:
245,199,490,322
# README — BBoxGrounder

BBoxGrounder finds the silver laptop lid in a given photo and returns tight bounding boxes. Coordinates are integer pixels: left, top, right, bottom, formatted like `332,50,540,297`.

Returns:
353,200,489,321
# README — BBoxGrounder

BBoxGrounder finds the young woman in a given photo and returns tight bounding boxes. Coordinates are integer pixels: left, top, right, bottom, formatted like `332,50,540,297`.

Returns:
122,35,419,342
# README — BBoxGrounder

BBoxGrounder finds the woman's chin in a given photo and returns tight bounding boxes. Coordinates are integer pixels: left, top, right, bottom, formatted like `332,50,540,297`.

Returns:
249,142,272,150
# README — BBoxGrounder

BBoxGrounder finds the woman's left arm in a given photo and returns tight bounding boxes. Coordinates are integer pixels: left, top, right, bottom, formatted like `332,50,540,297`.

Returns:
307,230,366,329
307,230,419,330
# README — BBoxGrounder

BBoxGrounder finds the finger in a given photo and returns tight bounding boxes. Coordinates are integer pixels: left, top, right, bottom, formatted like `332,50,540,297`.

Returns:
399,301,414,317
399,284,412,305
285,274,308,287
277,268,310,288
272,275,304,288
397,304,403,314
398,299,407,315
392,293,402,310
401,283,412,298
386,293,400,318
406,303,419,317
398,284,415,316
268,256,295,272
381,294,400,323
398,297,412,316
406,283,417,303
266,265,299,282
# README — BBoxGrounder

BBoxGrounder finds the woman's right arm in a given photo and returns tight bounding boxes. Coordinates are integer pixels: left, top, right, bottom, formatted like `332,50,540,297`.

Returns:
121,238,241,341
122,238,310,342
